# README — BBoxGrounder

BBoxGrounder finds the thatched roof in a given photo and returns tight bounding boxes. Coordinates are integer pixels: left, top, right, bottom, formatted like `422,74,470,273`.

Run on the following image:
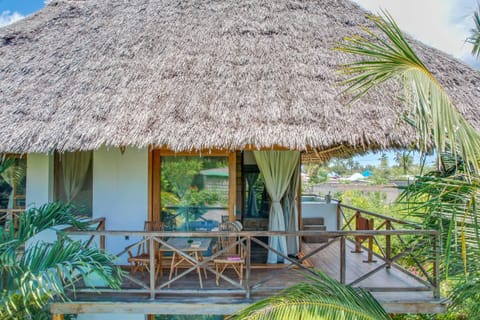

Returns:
1,0,480,154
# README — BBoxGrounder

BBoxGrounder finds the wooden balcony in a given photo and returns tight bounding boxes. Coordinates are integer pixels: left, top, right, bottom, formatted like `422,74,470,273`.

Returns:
50,204,448,317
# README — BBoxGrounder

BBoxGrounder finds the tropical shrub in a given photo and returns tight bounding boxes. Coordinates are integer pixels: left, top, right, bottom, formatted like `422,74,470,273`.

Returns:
0,203,123,319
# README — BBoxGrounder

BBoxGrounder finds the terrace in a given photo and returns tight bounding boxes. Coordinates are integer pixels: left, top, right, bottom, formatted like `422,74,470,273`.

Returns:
49,202,447,318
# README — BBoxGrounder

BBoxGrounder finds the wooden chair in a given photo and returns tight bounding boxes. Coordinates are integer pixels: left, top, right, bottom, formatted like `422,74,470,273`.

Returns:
127,221,164,280
213,221,245,286
353,212,376,263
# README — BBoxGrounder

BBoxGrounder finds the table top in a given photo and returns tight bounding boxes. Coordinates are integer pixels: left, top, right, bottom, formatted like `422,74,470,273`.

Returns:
160,237,212,252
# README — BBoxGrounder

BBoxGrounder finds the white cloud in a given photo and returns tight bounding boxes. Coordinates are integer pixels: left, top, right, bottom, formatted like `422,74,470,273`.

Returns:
352,0,476,60
0,10,25,28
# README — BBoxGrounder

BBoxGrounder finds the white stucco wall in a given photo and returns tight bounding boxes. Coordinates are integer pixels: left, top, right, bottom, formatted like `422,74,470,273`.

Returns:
25,148,149,261
93,147,149,262
26,153,53,208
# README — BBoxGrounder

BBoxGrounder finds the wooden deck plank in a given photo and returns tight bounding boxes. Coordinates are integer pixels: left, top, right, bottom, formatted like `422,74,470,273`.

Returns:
303,240,424,288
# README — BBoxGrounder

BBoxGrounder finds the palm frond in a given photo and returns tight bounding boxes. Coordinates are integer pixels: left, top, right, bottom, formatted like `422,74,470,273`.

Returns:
450,275,480,315
396,154,480,278
466,5,480,60
0,239,123,318
0,202,88,251
336,11,480,176
0,157,16,176
0,203,123,318
228,271,389,320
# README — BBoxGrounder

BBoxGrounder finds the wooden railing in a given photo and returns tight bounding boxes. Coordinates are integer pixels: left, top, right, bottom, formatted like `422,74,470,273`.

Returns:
64,221,440,300
60,217,106,248
336,202,440,298
0,208,25,229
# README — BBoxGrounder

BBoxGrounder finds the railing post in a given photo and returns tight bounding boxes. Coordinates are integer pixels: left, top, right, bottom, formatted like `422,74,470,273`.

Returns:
149,235,156,300
245,236,251,299
336,202,341,230
340,235,346,284
100,219,106,250
433,232,440,299
353,211,362,253
386,220,391,268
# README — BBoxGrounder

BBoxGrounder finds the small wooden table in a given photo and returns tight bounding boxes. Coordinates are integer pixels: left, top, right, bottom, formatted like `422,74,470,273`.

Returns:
160,237,212,288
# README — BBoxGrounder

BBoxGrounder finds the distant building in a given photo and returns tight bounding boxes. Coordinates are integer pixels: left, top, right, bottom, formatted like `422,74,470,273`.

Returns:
362,170,372,177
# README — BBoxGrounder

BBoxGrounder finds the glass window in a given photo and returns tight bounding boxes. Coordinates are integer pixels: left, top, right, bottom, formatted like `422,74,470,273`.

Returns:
160,156,229,231
54,151,93,216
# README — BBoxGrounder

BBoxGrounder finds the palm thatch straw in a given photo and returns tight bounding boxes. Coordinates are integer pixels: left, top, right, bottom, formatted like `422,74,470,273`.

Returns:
1,0,480,155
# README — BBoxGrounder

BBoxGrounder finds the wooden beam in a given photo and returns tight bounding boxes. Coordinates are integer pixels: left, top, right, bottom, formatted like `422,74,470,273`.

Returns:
49,297,447,315
152,150,161,223
151,145,297,154
153,147,231,157
148,146,153,222
379,301,448,314
228,152,237,221
50,301,251,315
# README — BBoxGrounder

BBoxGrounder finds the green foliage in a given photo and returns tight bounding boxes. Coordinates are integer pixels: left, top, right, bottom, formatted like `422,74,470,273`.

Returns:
228,270,389,320
336,11,480,176
395,151,414,175
450,275,480,318
0,157,15,176
304,164,328,185
0,203,123,319
397,154,480,278
337,12,480,318
339,190,390,215
0,156,25,209
328,159,361,176
180,187,219,207
156,315,223,320
395,153,480,319
467,4,480,60
162,158,204,198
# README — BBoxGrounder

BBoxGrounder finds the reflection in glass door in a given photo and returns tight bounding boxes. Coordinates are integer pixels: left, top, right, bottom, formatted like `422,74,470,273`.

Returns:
160,156,229,231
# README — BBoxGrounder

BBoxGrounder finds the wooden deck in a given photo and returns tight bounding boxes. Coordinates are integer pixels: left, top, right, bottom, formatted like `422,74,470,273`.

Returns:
53,206,447,316
54,237,447,315
304,240,448,314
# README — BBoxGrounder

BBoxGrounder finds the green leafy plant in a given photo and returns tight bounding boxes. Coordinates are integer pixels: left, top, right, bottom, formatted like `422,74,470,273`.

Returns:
467,3,480,60
228,270,389,320
0,203,123,319
336,12,480,177
337,10,480,319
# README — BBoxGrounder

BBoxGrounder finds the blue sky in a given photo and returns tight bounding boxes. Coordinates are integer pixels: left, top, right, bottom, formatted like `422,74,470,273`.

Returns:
0,0,43,16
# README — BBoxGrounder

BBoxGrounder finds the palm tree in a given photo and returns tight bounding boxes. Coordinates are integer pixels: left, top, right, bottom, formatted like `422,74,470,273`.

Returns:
336,11,480,318
228,271,389,320
0,203,123,319
336,12,480,177
467,3,480,60
396,154,480,317
394,151,413,175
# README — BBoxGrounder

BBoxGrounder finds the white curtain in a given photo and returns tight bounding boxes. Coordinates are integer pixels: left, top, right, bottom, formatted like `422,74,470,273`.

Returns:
253,150,300,264
283,160,300,255
61,151,92,203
